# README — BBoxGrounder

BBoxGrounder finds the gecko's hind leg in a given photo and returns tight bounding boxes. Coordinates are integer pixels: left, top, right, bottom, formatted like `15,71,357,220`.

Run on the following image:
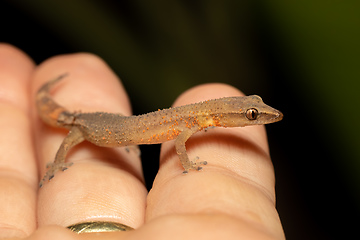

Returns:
39,127,85,187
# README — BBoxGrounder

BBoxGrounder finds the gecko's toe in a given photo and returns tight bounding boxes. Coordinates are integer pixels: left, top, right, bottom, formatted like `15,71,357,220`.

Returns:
45,162,52,169
61,162,73,171
39,162,74,188
193,157,207,170
39,175,52,188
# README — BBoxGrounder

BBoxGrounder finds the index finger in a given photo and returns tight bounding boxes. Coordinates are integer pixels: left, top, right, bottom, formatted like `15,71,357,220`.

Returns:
146,83,284,238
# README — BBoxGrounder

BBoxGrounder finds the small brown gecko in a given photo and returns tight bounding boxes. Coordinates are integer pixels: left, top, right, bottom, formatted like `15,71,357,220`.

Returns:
37,74,283,187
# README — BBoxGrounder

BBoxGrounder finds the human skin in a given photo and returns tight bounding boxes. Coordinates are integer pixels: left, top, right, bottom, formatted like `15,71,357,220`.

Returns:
0,43,285,239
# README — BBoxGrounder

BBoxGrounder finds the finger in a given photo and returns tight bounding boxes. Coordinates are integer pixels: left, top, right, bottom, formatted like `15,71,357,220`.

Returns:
33,54,147,228
0,44,36,238
146,83,284,238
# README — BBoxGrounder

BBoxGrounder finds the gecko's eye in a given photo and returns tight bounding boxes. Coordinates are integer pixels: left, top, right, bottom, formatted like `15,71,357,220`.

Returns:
245,108,258,120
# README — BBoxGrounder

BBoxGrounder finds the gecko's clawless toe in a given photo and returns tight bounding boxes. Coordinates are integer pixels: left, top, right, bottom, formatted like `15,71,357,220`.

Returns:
39,162,74,188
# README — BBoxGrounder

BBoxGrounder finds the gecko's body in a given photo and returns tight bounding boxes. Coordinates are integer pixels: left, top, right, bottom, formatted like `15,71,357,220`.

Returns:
37,75,283,187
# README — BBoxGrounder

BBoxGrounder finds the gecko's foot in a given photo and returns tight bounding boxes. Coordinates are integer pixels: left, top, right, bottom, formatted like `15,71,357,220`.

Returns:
182,157,208,174
204,126,215,132
39,162,74,188
125,145,141,157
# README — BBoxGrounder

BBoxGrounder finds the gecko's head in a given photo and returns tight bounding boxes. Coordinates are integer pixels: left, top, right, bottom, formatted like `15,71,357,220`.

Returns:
219,95,283,127
241,95,283,125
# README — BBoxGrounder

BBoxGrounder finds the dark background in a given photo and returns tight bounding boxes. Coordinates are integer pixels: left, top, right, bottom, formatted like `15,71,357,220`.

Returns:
1,1,359,239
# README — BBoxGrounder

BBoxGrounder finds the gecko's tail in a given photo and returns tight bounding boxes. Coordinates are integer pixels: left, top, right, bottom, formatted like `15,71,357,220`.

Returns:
36,73,72,128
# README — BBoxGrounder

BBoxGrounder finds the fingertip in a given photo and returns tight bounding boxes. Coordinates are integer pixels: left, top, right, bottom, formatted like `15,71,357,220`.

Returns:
173,83,245,107
0,43,34,65
0,43,35,111
33,52,132,115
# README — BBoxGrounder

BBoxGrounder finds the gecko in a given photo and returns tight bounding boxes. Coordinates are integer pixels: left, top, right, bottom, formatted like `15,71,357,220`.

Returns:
37,74,283,187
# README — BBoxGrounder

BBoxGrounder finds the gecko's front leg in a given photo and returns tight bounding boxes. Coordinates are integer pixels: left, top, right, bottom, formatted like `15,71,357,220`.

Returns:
175,128,207,173
39,127,85,187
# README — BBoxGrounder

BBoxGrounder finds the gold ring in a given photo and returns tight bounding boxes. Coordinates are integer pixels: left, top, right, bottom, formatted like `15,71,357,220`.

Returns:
67,221,134,233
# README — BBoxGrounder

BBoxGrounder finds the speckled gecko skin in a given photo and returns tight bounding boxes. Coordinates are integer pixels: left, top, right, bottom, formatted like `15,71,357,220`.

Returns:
37,74,283,187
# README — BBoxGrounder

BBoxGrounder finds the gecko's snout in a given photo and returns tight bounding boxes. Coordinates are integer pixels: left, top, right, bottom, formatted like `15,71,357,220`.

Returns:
275,110,284,121
263,108,283,124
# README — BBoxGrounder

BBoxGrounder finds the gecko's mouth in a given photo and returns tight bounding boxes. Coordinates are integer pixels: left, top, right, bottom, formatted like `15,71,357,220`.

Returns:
276,110,284,121
264,109,283,123
272,110,283,122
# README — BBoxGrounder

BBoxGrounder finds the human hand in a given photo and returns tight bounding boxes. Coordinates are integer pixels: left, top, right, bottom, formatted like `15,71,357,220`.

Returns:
0,44,285,239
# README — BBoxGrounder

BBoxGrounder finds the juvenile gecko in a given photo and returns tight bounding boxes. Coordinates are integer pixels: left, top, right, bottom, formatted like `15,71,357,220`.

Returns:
37,74,283,187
